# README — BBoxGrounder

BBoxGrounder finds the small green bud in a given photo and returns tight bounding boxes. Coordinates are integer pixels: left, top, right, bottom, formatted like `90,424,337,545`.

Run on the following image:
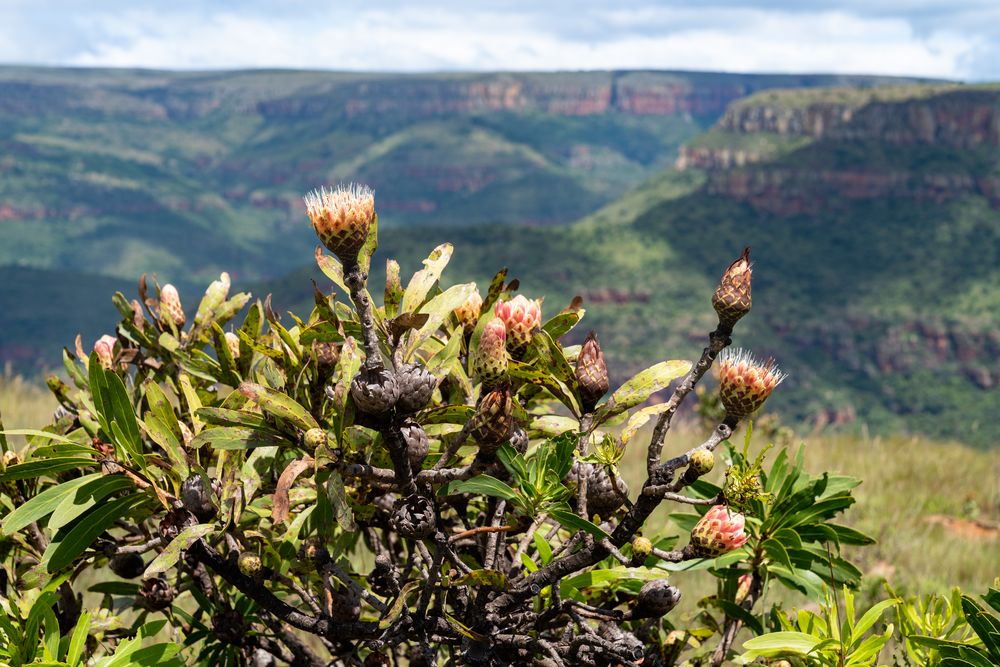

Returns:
304,428,327,450
238,552,262,577
632,536,652,559
689,448,715,475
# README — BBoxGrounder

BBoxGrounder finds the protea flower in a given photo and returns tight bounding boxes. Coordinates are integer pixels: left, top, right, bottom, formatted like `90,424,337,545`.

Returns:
224,331,240,359
576,331,609,412
454,288,482,333
494,295,542,352
717,348,787,420
312,340,340,369
735,572,753,604
470,387,514,451
304,184,375,263
158,284,185,328
473,317,508,385
689,504,749,557
93,335,117,369
712,247,752,330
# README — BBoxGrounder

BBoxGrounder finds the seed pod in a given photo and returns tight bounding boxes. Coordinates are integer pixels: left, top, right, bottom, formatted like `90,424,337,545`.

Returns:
350,365,400,415
390,494,436,539
493,295,542,353
159,508,197,541
212,608,247,645
299,537,330,566
395,362,437,413
689,448,715,475
689,504,749,557
454,289,483,333
303,184,376,263
717,348,787,420
304,428,328,450
470,388,514,452
109,553,145,579
575,331,609,412
400,418,430,470
632,579,682,618
159,284,185,328
93,335,116,370
473,317,508,385
631,536,653,560
586,465,629,519
712,247,752,330
238,552,263,577
181,474,217,522
140,577,176,610
370,553,399,597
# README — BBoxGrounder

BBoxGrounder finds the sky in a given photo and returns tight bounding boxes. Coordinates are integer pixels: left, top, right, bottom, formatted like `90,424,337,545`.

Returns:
1,1,998,81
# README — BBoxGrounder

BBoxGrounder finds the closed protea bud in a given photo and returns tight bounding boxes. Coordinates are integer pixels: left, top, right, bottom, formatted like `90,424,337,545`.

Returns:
212,608,247,645
304,184,375,263
304,428,327,450
238,551,263,577
586,465,629,519
494,295,542,353
689,448,715,475
224,331,240,359
576,331,609,412
109,553,145,579
689,504,749,557
390,494,436,539
470,388,514,452
93,335,116,369
313,340,340,369
454,288,483,333
632,536,653,560
735,572,753,604
140,577,176,610
159,508,197,541
632,579,682,618
473,318,508,385
395,363,437,413
712,247,752,330
159,284,185,328
400,418,429,469
350,366,399,415
717,348,787,420
181,474,217,522
508,424,529,454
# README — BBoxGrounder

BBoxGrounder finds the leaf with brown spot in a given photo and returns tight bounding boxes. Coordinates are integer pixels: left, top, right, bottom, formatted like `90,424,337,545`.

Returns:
272,457,314,524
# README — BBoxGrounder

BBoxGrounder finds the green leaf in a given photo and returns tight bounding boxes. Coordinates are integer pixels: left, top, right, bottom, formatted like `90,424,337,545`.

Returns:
405,282,477,359
542,308,585,340
195,407,271,430
66,611,91,666
143,524,215,578
326,472,356,532
594,359,691,422
549,507,609,539
239,382,319,432
850,598,898,648
43,493,143,572
379,580,421,630
0,457,95,482
455,568,507,590
710,599,764,635
0,429,81,446
48,475,136,531
740,631,823,659
189,427,285,450
448,475,518,502
763,536,794,570
1,473,101,535
401,243,453,314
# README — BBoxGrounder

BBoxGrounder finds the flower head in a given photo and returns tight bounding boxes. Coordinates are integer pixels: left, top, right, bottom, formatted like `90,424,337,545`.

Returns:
473,317,508,385
494,295,542,351
304,184,375,262
717,348,786,420
689,504,749,557
93,334,117,369
159,284,185,328
712,247,752,329
454,288,483,332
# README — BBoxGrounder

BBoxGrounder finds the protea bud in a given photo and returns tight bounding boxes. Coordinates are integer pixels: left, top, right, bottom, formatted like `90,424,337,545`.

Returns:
159,284,185,328
735,572,753,604
181,474,217,522
400,418,429,469
140,577,176,610
350,366,400,415
238,552,263,577
395,363,437,413
712,247,752,330
454,288,483,333
576,331,609,412
109,553,145,579
586,465,629,519
304,428,327,450
632,536,652,560
390,494,436,539
224,331,240,359
303,184,375,263
494,295,542,352
717,348,787,420
689,448,715,475
313,340,340,369
212,608,247,645
470,388,514,452
632,579,682,618
689,504,749,557
93,334,116,369
473,318,508,385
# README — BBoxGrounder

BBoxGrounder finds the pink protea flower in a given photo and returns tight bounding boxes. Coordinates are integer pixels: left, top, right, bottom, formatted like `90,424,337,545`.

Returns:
454,288,483,333
304,184,375,262
159,283,185,328
717,348,786,420
689,504,749,557
494,295,542,351
93,334,117,370
473,317,508,384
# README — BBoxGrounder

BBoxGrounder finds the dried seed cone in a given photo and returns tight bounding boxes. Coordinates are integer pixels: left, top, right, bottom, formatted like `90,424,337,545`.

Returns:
712,247,752,329
93,335,116,370
470,388,515,452
329,586,361,622
689,504,749,557
473,318,508,385
212,608,247,645
224,331,240,359
633,579,682,618
390,494,436,539
159,284,185,328
576,331,609,412
370,553,399,597
181,474,217,522
689,448,715,475
238,552,263,577
304,184,375,262
454,288,483,333
494,295,542,352
717,348,787,420
140,577,176,610
400,418,429,469
109,553,145,579
586,465,629,518
350,366,400,415
395,362,437,413
159,508,197,541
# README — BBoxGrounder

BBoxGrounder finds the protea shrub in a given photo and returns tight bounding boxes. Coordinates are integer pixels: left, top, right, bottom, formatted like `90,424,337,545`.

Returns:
0,183,875,667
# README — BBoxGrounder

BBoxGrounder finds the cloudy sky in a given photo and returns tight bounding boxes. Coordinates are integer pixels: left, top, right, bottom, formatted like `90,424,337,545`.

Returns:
1,1,997,80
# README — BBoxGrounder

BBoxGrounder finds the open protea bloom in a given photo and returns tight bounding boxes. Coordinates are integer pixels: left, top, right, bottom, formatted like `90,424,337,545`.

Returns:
159,284,185,327
689,504,749,557
304,184,375,262
494,295,542,351
93,334,117,369
473,317,508,384
717,348,786,419
712,247,752,329
454,288,483,332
